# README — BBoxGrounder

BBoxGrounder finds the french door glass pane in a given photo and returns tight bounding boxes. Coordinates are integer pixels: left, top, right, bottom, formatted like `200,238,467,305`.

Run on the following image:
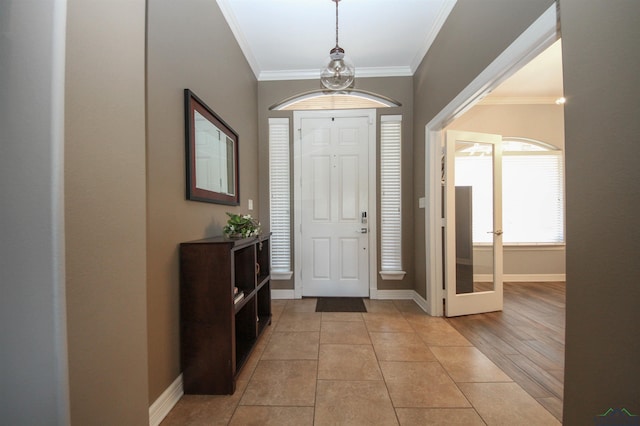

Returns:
455,142,494,293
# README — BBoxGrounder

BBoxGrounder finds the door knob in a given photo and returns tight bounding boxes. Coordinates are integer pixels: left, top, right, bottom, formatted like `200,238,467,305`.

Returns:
358,228,368,234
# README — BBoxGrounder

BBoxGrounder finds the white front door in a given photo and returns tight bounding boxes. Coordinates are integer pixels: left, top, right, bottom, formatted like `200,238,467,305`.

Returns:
444,130,504,316
296,113,371,297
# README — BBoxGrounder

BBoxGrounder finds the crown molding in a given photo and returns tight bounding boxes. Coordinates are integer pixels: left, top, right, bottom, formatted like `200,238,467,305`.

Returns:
258,66,413,82
479,96,561,105
219,0,456,82
410,0,458,73
216,0,261,79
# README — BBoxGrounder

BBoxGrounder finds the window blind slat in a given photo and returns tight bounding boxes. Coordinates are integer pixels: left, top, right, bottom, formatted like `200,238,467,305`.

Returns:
455,140,564,244
269,118,291,273
380,117,403,271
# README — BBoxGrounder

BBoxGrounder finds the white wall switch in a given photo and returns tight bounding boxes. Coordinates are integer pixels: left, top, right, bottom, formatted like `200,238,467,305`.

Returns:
418,197,426,209
248,199,253,210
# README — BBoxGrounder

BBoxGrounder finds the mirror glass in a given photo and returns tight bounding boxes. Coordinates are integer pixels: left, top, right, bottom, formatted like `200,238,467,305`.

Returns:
455,141,495,294
194,110,235,195
185,89,239,205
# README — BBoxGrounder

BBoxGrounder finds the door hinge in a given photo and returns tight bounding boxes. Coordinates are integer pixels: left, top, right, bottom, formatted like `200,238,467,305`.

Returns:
440,218,446,227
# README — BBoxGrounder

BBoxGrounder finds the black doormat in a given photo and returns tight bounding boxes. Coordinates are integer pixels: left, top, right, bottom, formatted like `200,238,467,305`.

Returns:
315,297,367,313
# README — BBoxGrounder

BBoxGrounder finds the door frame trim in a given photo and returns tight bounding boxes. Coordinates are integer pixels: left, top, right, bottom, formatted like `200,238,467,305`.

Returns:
424,4,558,316
293,109,378,299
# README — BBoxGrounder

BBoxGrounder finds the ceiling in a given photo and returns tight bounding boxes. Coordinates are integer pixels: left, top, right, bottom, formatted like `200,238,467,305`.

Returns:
217,0,563,100
217,0,457,80
483,39,564,103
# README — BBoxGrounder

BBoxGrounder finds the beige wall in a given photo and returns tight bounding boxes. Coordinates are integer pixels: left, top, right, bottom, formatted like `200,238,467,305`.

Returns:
146,0,259,402
450,104,565,149
412,0,554,298
414,0,640,422
560,0,640,422
5,0,639,423
257,77,414,292
448,103,566,277
65,0,149,424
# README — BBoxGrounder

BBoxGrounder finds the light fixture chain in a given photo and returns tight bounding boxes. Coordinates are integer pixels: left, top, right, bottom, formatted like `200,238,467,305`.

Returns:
335,0,339,47
321,0,354,91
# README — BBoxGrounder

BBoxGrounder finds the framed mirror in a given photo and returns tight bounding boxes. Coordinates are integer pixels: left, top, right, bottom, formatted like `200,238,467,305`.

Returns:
184,89,239,205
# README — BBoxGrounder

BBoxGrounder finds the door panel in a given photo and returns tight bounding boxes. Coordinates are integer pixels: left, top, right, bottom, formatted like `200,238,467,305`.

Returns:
312,156,331,220
339,155,359,220
445,130,503,316
301,116,370,297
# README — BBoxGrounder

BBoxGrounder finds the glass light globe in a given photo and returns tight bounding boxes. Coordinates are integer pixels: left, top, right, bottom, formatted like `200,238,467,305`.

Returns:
320,47,355,91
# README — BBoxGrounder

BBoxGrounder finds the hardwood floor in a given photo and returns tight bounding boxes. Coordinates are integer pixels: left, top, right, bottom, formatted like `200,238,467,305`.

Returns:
446,281,565,421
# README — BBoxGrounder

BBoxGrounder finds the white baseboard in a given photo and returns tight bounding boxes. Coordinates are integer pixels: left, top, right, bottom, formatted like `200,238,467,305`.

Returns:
474,273,566,282
149,374,183,426
271,289,295,299
374,289,429,314
411,291,429,313
375,289,415,300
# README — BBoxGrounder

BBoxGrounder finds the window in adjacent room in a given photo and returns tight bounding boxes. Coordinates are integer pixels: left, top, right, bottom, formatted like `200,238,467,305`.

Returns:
456,138,564,244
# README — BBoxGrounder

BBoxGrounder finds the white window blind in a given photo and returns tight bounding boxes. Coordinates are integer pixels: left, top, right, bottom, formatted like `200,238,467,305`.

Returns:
380,116,403,273
502,151,564,243
269,118,291,274
456,139,564,244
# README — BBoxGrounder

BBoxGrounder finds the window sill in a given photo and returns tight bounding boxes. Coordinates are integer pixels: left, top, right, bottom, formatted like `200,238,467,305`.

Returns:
379,271,406,281
473,244,565,251
271,271,293,280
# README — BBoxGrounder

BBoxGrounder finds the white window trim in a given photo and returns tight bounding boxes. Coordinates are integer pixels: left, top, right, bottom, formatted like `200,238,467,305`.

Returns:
379,115,405,280
268,117,292,280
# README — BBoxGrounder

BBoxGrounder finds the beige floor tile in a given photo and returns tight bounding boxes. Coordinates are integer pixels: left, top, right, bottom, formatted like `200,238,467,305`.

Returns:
393,300,426,314
364,313,414,333
411,319,473,346
283,298,317,312
380,361,471,408
537,396,563,422
240,360,317,406
270,311,283,325
274,312,321,332
458,382,561,425
363,299,400,313
161,383,246,426
279,310,322,320
318,344,382,381
395,408,485,425
271,299,287,308
270,299,286,319
261,331,319,360
403,311,444,325
430,346,512,383
321,312,364,322
320,320,371,344
315,380,399,425
236,343,265,382
370,332,436,362
229,406,314,426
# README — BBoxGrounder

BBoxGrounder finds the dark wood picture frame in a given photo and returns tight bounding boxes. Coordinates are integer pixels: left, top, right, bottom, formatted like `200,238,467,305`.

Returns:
184,89,240,205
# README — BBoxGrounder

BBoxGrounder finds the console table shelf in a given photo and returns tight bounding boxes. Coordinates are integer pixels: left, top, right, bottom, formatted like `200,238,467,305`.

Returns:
179,234,271,395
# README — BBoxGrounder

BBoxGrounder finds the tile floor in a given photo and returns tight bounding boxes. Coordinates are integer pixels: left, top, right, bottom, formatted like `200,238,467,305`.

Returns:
162,298,560,425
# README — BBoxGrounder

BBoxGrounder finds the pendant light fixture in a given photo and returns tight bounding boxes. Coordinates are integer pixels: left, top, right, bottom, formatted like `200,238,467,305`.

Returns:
320,0,355,91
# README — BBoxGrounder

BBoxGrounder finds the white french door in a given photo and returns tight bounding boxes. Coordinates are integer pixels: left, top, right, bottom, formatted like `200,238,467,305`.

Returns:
444,130,503,316
294,111,373,297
